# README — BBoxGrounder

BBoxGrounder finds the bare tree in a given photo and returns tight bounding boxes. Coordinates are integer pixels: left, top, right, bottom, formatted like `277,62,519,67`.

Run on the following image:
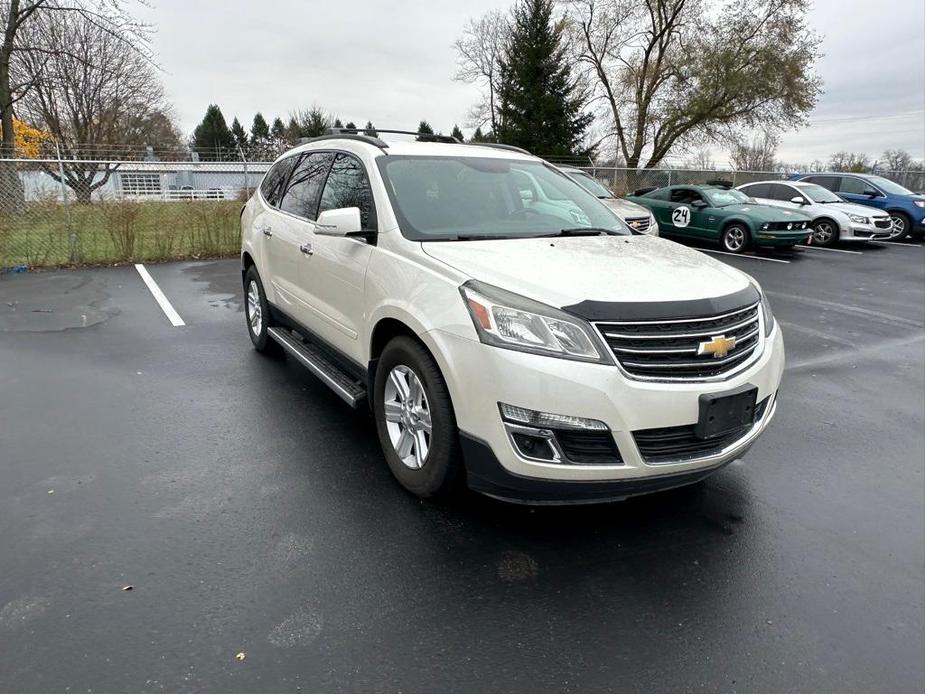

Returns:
730,132,779,171
828,151,870,173
564,0,821,170
453,9,511,133
1,0,151,210
17,10,177,202
879,149,914,173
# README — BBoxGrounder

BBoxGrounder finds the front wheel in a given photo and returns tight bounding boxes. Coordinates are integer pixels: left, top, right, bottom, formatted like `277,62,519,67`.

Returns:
888,212,912,241
373,336,463,498
720,224,749,254
811,219,839,247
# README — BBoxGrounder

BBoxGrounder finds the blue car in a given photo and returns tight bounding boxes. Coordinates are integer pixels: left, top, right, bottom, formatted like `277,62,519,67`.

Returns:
795,172,925,240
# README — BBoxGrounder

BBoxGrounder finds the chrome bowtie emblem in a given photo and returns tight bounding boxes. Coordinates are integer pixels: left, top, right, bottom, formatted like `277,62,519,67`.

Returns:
698,334,737,359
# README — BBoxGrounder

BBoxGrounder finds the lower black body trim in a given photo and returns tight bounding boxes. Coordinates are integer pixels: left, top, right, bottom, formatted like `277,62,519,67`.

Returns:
461,434,737,505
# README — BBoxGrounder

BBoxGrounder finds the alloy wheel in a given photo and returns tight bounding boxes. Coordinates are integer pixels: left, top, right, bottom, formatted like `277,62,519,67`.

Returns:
889,215,905,239
246,280,262,336
383,365,432,470
725,227,745,252
813,221,835,245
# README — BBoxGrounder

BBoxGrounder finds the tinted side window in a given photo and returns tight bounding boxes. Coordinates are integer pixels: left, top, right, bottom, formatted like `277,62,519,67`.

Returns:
647,188,671,201
670,188,703,204
742,183,769,198
838,177,868,195
318,154,375,229
767,184,796,201
804,175,838,191
260,157,297,207
279,152,336,220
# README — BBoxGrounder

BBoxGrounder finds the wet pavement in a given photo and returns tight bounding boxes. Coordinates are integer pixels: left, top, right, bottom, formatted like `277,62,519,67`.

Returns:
1,240,923,693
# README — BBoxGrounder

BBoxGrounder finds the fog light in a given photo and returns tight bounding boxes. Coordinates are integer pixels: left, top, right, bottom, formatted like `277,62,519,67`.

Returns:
499,403,609,431
510,432,558,461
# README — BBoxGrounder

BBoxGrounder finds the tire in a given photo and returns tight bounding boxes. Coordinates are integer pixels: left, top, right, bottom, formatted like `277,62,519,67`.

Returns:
888,211,912,241
811,218,839,247
243,266,282,355
373,336,463,498
720,224,750,254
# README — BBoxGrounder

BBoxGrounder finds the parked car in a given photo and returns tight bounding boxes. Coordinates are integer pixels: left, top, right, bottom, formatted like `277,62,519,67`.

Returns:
241,131,783,504
626,184,811,253
557,165,659,235
795,172,925,240
736,180,893,246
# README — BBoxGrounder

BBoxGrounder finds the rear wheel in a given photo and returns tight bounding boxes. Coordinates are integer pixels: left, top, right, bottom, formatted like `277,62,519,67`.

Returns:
888,211,912,241
811,218,839,247
720,224,749,254
244,266,282,355
373,337,463,498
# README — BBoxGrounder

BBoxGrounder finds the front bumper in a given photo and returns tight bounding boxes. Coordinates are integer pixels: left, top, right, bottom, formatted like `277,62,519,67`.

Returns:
755,230,811,245
427,324,785,502
842,223,892,241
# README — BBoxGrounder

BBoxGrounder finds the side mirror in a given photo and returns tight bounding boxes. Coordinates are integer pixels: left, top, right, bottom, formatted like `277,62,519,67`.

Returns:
790,196,807,205
313,207,362,236
863,189,880,197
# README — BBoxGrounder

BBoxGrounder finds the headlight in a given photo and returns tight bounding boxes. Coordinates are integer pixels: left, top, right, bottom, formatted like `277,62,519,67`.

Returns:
460,280,610,363
758,288,775,337
848,214,868,224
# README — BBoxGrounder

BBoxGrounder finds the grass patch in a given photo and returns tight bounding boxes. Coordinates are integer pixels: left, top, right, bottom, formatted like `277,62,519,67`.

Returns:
0,199,242,268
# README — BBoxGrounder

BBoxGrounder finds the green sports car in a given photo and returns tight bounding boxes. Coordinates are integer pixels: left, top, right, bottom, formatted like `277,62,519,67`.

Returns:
626,184,812,253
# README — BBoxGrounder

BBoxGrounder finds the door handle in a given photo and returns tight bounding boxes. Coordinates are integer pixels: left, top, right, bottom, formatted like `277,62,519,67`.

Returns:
261,226,273,238
300,242,313,256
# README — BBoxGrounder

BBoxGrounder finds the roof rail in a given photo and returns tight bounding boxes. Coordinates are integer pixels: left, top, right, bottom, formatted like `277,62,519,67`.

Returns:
303,131,389,150
326,128,462,144
470,142,531,156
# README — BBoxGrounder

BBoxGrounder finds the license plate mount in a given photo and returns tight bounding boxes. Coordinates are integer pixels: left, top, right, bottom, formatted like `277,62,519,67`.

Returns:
696,385,758,440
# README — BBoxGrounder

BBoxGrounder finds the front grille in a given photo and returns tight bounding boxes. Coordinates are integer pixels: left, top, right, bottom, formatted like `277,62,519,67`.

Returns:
874,218,893,229
555,429,623,465
624,216,651,233
634,397,769,463
595,303,762,381
767,221,808,231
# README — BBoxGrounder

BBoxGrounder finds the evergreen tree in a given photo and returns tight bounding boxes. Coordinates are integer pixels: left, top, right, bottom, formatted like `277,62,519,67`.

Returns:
344,121,357,131
192,104,236,159
251,112,270,141
471,126,485,143
364,121,378,137
416,120,434,141
333,118,343,129
495,0,593,156
230,117,248,151
270,117,286,140
451,124,464,141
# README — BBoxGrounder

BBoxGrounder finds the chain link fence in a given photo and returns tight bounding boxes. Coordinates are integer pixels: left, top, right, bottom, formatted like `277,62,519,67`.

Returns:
0,158,269,268
1,152,922,270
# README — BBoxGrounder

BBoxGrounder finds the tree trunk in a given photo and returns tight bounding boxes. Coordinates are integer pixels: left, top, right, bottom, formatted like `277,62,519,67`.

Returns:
0,28,26,213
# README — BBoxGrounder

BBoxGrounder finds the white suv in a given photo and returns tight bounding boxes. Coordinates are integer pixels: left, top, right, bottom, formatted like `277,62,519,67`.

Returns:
241,131,784,504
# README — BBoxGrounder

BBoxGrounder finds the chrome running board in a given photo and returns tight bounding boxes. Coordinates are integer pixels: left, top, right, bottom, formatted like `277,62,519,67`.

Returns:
267,327,367,408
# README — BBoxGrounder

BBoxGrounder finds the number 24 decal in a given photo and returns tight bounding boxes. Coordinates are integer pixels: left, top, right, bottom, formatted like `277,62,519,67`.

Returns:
671,206,691,228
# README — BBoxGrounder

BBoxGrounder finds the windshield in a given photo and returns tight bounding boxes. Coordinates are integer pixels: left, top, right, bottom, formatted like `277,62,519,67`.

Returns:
798,183,841,203
377,156,628,240
569,170,614,198
864,175,913,196
705,188,751,207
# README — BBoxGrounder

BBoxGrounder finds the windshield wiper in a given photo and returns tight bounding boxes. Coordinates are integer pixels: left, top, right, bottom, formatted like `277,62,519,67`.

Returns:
549,227,616,237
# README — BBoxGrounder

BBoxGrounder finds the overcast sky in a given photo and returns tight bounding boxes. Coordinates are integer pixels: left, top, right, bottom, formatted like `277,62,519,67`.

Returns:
140,0,925,166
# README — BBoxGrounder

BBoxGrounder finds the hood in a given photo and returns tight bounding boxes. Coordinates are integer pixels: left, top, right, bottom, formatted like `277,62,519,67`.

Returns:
724,204,811,222
599,197,652,219
421,235,751,309
827,202,890,218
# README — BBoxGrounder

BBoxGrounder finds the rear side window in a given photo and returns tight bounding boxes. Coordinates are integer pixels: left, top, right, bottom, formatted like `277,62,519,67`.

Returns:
260,157,297,207
741,183,770,198
279,152,336,220
318,154,375,229
803,175,838,191
767,184,798,201
670,188,703,204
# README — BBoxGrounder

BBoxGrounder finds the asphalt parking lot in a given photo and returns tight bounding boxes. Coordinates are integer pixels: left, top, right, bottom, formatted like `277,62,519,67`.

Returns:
1,239,923,693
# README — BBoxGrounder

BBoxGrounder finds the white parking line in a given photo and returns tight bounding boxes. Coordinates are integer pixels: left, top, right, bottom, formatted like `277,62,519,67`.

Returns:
701,249,790,264
134,264,186,327
872,241,924,248
800,245,863,255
